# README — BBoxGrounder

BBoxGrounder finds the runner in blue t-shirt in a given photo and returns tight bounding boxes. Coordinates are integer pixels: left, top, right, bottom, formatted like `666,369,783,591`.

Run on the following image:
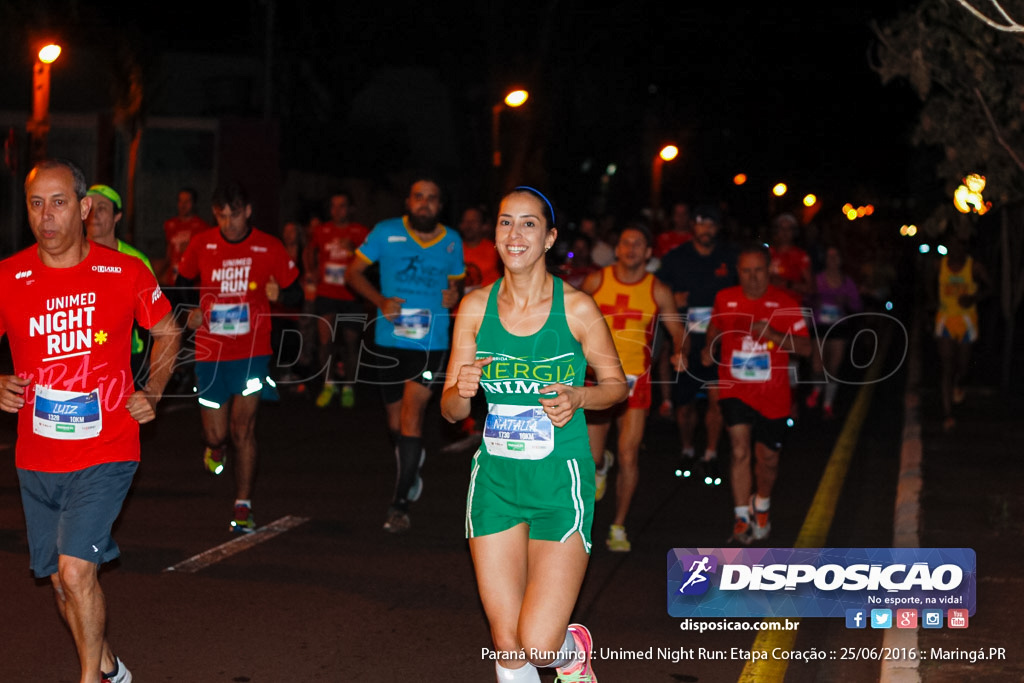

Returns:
347,178,465,532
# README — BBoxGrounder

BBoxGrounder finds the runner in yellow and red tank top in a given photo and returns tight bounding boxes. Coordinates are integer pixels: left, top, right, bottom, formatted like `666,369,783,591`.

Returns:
582,223,685,552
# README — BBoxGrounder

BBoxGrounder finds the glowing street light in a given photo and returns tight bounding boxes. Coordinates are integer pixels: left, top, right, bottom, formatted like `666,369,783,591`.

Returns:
504,89,528,108
772,183,787,197
29,42,62,162
953,173,990,215
803,194,817,207
492,88,529,168
733,173,747,186
651,143,679,217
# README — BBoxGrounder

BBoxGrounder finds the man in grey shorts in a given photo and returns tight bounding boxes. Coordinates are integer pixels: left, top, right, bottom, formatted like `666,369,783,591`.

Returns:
0,159,180,683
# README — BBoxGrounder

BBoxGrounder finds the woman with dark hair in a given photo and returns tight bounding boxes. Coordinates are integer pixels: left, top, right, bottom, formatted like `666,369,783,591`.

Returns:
442,187,626,682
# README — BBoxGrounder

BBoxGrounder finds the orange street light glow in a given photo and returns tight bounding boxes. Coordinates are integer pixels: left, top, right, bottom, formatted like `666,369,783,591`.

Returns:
659,145,679,162
803,194,817,207
846,209,857,220
772,183,787,197
504,89,528,107
38,44,61,63
733,173,747,185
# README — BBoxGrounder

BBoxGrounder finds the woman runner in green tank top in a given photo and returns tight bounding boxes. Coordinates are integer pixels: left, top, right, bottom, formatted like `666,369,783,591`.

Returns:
442,188,626,683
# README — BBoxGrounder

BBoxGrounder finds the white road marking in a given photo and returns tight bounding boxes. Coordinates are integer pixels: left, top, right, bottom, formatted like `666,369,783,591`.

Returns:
163,515,309,574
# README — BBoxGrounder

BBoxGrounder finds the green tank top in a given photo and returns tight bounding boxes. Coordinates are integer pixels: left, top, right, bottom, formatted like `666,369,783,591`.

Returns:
475,276,589,461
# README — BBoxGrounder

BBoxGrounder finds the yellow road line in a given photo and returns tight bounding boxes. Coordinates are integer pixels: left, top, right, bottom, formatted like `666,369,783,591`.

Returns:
738,331,891,682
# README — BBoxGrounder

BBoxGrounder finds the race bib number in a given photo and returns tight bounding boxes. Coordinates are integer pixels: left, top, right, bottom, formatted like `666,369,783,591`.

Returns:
324,263,347,286
686,307,712,334
730,351,771,382
33,385,102,440
209,302,251,336
393,308,431,340
484,403,554,460
818,303,841,325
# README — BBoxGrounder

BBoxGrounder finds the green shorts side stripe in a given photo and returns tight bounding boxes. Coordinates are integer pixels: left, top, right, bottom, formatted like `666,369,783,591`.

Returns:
465,450,482,537
559,458,592,553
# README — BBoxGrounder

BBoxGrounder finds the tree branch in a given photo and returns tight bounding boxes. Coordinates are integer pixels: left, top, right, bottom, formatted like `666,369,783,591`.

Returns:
954,0,1024,32
974,86,1024,173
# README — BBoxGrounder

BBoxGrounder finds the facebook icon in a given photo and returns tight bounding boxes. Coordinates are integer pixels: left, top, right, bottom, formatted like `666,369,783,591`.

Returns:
845,609,867,629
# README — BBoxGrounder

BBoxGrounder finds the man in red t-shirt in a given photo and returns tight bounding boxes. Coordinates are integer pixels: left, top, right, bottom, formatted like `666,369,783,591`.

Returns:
768,212,813,302
654,201,694,259
0,159,180,683
701,244,810,545
303,192,369,408
459,205,500,295
160,187,211,287
177,181,300,533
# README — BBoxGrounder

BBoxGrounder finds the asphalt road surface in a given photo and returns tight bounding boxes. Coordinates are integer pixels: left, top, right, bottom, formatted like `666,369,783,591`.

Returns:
1,325,924,681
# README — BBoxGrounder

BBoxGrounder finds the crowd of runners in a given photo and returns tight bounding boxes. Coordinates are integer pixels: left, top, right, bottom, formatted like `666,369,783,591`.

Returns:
1,158,957,682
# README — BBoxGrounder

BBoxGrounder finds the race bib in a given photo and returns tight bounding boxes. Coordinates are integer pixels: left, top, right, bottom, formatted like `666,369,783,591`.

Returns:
324,263,347,286
730,351,771,382
818,303,841,325
209,302,251,336
483,403,554,460
686,307,712,334
626,374,639,398
33,385,102,440
393,308,431,340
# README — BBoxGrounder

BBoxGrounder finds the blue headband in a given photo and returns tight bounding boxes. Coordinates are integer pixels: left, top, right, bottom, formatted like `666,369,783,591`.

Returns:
513,186,555,226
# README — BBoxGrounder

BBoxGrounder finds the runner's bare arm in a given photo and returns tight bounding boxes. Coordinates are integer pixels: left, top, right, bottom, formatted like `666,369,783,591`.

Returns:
653,278,688,366
540,287,627,427
701,320,721,367
580,268,603,296
750,319,812,357
346,255,404,321
127,312,181,423
441,287,490,423
0,362,31,413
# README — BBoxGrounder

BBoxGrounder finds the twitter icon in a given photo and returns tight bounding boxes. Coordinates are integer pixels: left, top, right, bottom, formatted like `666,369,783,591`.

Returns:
870,609,892,629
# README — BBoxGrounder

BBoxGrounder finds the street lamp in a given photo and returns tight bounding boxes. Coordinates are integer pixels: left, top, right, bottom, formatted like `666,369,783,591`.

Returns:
491,88,529,168
953,173,990,215
28,42,61,162
650,144,679,218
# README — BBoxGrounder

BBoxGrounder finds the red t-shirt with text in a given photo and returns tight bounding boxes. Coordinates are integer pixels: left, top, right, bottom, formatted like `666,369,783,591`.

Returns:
0,243,171,472
178,228,299,362
710,285,808,419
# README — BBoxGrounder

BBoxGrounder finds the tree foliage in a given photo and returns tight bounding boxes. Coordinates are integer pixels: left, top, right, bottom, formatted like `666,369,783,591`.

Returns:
872,0,1024,233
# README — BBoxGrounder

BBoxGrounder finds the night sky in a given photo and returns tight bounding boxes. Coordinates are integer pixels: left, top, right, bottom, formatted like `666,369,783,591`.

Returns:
4,0,924,220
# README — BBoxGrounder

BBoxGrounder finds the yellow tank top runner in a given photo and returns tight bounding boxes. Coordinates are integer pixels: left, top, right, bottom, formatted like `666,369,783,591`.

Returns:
936,255,978,340
591,267,658,376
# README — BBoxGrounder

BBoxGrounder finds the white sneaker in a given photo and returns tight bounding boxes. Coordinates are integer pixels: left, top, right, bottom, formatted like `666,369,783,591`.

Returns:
103,657,132,683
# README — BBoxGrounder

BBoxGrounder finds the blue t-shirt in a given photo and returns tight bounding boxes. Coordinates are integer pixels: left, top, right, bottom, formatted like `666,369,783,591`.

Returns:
357,216,465,350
